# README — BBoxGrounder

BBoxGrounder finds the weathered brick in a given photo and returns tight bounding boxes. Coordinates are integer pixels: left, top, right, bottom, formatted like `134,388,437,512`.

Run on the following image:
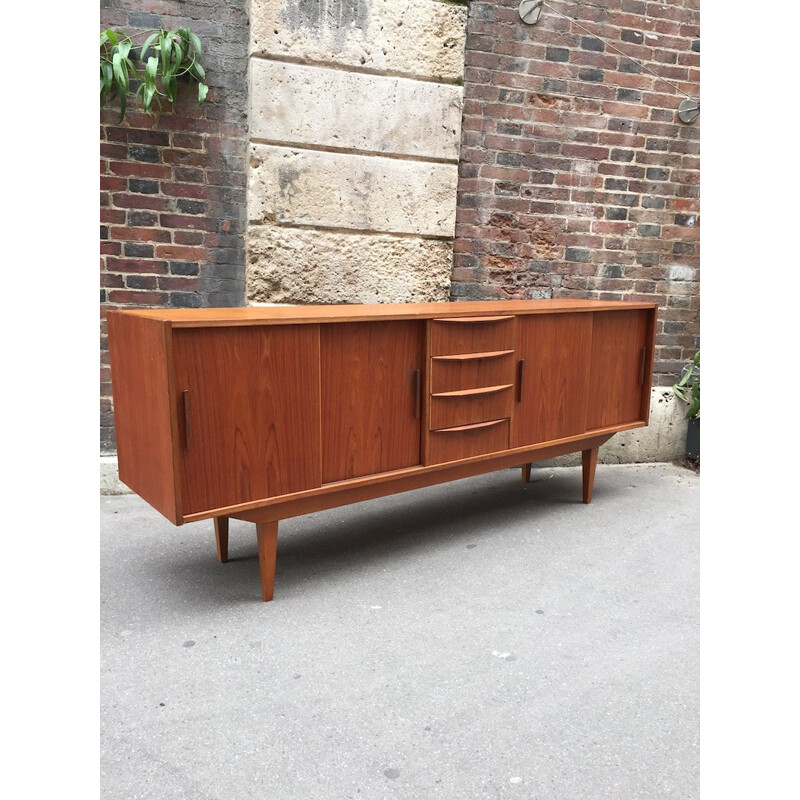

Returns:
581,37,605,52
611,148,635,162
621,29,645,44
128,178,160,194
128,145,160,163
123,242,154,258
170,261,201,276
646,167,671,181
565,247,591,262
546,47,569,62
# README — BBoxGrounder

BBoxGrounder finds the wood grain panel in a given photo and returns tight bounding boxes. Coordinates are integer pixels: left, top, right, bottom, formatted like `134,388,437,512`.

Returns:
586,310,649,430
119,299,657,326
513,313,592,447
107,312,179,523
172,325,321,515
430,385,514,429
430,351,515,393
428,418,510,464
321,321,423,483
430,316,515,356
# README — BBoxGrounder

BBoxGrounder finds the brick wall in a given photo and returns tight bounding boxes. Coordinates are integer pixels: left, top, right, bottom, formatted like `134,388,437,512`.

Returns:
452,0,700,385
100,0,249,452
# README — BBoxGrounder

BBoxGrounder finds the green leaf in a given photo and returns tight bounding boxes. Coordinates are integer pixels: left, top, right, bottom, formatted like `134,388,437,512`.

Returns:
140,33,158,61
162,70,177,102
118,88,126,122
143,84,157,113
104,28,119,46
112,51,128,93
146,55,158,84
118,41,131,60
172,38,184,69
160,31,172,72
197,82,208,104
191,62,205,80
188,32,202,58
102,62,114,95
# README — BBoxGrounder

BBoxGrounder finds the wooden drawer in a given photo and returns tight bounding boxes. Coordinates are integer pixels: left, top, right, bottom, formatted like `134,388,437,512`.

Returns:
430,384,514,430
430,350,515,394
430,316,515,356
428,418,510,464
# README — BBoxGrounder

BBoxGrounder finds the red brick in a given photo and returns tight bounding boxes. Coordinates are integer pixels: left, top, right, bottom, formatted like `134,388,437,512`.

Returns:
154,244,207,260
109,161,172,179
105,258,169,274
111,193,172,211
175,230,205,245
109,226,172,243
106,290,167,305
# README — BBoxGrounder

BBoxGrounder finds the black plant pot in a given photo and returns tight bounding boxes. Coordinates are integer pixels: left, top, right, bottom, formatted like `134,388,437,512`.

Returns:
686,417,700,460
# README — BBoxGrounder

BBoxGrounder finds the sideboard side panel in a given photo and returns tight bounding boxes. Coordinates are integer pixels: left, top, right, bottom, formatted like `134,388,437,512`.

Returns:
320,321,423,483
107,313,179,523
586,309,650,430
173,325,322,516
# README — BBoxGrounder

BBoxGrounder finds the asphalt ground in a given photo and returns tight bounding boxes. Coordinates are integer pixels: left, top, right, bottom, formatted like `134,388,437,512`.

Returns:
100,461,699,800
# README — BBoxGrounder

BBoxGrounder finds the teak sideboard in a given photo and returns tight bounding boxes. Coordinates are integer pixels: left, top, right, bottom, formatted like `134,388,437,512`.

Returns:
107,300,658,602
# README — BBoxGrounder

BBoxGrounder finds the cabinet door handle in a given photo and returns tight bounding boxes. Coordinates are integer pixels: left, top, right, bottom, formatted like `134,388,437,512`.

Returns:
413,369,421,419
638,348,647,385
517,359,525,402
182,389,192,450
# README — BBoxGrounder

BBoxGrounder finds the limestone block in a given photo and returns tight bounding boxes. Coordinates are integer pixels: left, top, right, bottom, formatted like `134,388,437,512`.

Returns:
247,225,452,304
250,0,467,82
249,59,463,161
248,144,458,236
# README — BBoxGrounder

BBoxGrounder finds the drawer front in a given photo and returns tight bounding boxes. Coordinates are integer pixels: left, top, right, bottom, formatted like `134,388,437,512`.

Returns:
430,385,513,430
428,418,511,464
430,350,515,394
430,316,515,356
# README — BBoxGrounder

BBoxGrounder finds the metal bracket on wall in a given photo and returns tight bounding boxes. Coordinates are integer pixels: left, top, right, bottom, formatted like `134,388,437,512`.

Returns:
519,0,544,25
678,98,700,124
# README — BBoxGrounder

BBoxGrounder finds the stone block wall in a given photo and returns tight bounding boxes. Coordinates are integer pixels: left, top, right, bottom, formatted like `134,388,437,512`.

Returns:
246,0,468,304
452,0,700,386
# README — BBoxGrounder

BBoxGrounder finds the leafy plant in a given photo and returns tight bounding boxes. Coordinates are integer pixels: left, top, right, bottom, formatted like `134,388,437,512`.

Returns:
673,350,699,420
100,27,208,121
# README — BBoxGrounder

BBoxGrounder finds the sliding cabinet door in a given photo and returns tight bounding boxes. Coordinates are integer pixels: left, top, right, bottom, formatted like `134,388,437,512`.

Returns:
321,321,423,483
586,310,651,430
512,313,592,447
172,325,321,516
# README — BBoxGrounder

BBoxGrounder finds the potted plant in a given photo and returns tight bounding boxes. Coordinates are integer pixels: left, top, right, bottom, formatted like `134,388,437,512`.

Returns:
673,350,699,460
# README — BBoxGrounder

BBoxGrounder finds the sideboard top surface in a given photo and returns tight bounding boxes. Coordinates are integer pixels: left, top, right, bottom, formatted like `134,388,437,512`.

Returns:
108,299,658,327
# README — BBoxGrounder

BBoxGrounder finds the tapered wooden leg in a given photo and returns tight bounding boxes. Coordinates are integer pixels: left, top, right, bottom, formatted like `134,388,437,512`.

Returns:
582,447,599,504
521,463,531,483
256,521,279,602
214,516,229,563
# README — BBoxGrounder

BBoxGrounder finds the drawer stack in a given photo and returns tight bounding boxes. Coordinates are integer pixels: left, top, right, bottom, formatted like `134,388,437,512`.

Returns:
427,316,516,464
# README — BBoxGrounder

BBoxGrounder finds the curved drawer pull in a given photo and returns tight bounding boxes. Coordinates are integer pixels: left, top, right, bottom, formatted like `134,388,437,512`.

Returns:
435,418,508,433
433,316,514,324
432,384,513,399
432,349,515,362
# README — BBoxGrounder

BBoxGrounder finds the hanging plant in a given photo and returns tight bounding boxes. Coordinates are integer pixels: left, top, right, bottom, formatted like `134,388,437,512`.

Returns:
100,27,208,121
